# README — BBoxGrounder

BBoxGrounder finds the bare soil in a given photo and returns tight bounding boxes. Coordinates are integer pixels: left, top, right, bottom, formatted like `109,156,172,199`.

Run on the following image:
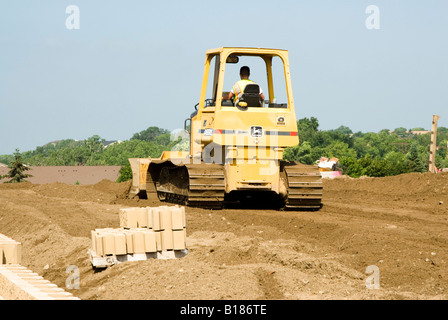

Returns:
1,172,447,300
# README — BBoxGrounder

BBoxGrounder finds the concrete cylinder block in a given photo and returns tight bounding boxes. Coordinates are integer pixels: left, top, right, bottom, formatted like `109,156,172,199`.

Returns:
173,230,186,250
161,229,174,251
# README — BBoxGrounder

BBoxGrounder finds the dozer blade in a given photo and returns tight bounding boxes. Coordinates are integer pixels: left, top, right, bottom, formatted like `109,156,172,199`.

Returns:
128,158,151,198
128,151,189,199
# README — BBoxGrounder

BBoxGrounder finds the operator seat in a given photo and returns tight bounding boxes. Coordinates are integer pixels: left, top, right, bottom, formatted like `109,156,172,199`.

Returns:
237,83,262,107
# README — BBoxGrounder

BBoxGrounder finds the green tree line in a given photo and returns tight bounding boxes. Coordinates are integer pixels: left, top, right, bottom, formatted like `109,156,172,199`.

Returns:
283,117,448,177
0,127,184,182
1,119,447,181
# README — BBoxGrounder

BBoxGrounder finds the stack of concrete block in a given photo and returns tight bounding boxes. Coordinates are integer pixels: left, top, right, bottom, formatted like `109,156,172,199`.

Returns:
89,205,187,268
0,264,80,300
151,205,187,251
91,228,158,256
119,207,150,228
0,233,79,300
0,233,22,265
118,205,186,251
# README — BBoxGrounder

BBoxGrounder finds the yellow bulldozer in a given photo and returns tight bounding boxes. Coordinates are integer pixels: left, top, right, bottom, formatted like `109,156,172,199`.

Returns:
128,47,323,210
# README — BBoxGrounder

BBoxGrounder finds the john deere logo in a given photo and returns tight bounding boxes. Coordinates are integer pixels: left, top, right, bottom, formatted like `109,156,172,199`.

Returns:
250,126,263,138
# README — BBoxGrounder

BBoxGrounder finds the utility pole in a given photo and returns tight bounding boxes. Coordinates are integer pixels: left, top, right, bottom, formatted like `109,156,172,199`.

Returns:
428,115,440,173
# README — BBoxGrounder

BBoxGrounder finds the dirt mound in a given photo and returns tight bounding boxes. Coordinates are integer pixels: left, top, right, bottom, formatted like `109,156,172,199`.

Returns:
0,172,447,300
29,180,131,204
328,172,448,198
91,179,131,198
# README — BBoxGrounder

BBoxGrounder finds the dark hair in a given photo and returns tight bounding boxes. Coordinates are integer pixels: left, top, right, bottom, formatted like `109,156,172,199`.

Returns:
240,66,250,77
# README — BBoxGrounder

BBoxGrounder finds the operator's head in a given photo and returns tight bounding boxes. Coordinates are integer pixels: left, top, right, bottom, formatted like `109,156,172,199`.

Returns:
240,66,250,79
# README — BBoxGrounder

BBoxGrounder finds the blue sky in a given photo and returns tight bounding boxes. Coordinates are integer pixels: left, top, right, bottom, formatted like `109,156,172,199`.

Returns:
1,0,447,155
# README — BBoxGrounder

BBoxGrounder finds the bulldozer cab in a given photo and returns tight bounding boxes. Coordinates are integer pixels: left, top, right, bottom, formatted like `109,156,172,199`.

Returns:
200,47,292,109
187,47,299,157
